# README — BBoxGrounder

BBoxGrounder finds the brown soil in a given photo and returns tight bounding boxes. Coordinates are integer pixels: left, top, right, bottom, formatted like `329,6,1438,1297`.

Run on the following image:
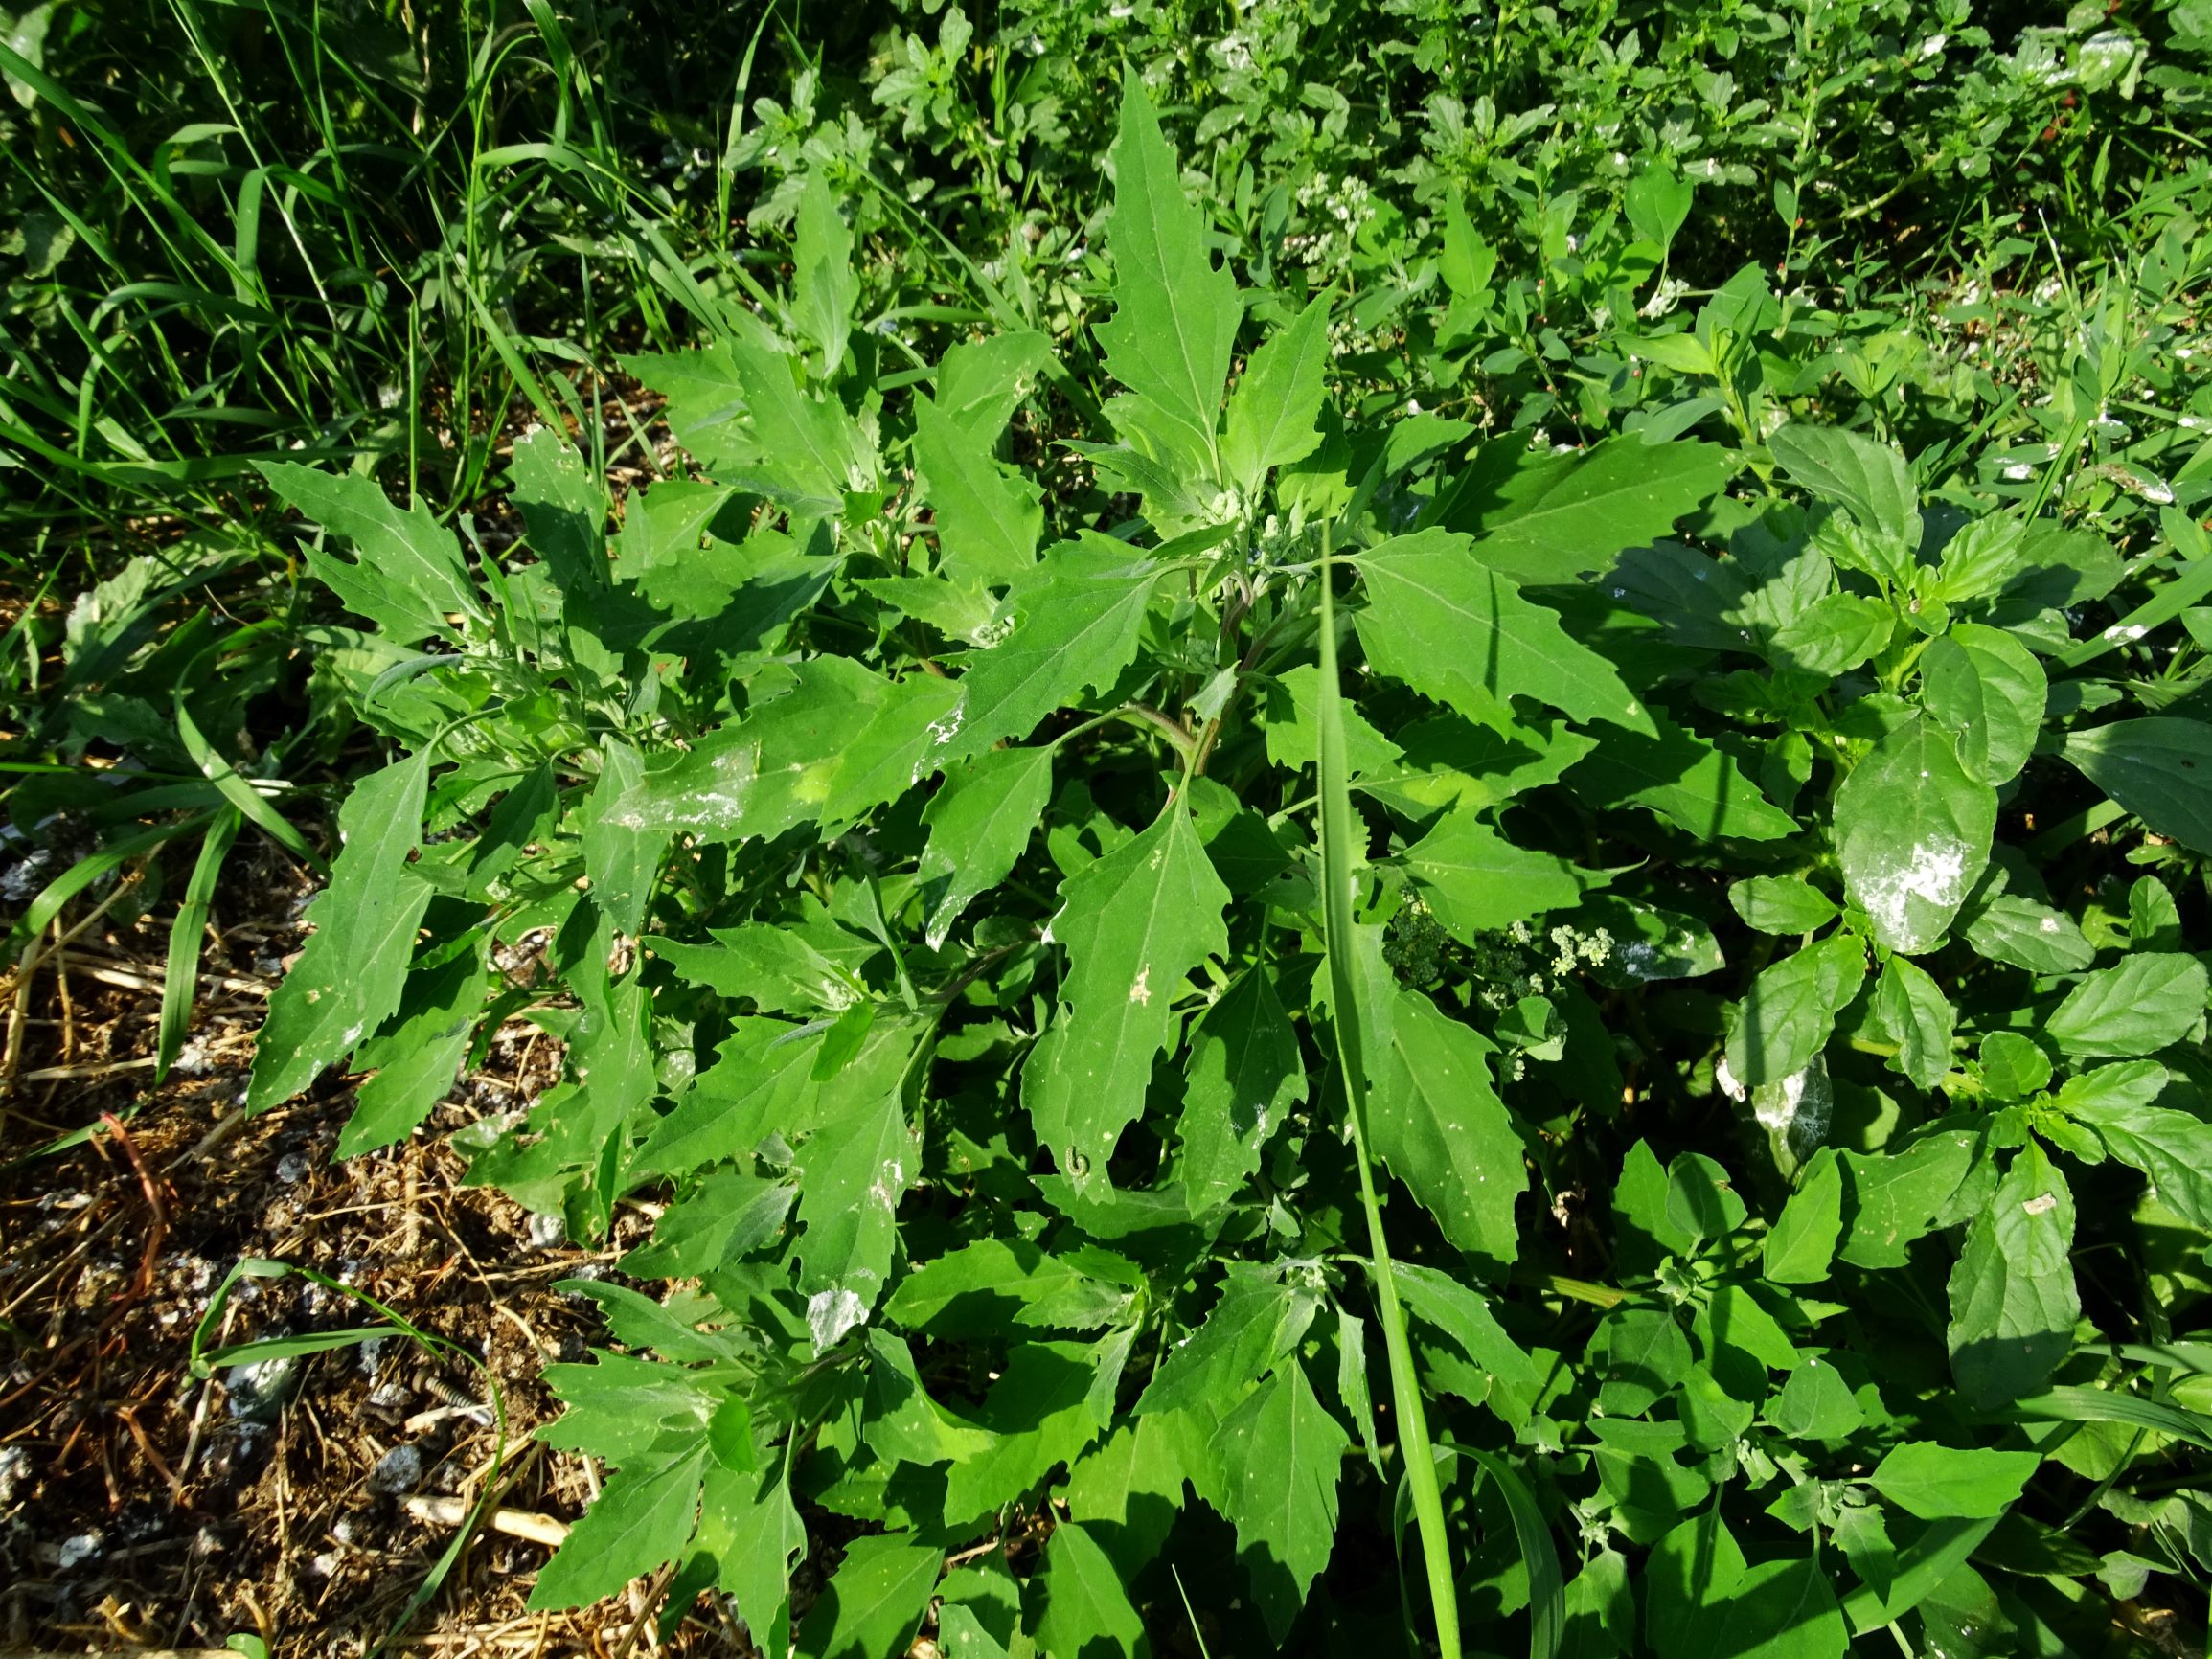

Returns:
0,838,758,1659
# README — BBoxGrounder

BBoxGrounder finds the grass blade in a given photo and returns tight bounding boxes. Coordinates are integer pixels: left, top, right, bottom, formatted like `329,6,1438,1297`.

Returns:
1442,1443,1563,1659
1314,528,1461,1659
156,806,241,1083
176,693,323,874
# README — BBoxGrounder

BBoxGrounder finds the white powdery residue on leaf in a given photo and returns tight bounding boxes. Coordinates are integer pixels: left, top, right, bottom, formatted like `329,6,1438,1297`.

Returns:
682,747,758,832
1754,1067,1808,1132
928,704,966,750
807,1286,868,1352
1857,837,1970,949
1715,1053,1747,1102
1753,1057,1833,1159
2022,1192,2059,1216
869,1158,907,1211
1617,939,1662,981
1129,966,1152,1006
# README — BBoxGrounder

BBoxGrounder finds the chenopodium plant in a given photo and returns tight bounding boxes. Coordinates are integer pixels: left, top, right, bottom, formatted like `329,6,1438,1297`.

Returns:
243,76,2212,1659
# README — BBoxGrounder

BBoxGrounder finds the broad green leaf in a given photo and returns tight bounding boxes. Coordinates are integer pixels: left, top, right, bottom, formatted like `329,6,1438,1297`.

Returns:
1838,1132,1978,1268
1767,1353,1863,1441
260,462,483,644
508,428,607,602
609,658,890,848
916,392,1043,588
1838,1517,2001,1637
1961,895,2095,974
1262,663,1403,775
558,1281,741,1368
855,572,998,646
1357,529,1654,735
1334,1308,1383,1477
790,170,858,375
1369,988,1525,1266
339,934,492,1156
1431,434,1733,587
1213,1360,1349,1642
1713,1557,1848,1658
862,1329,997,1466
1730,876,1839,935
1221,291,1331,492
1565,710,1798,841
538,1352,718,1464
1591,1305,1693,1416
795,1079,922,1336
794,1533,942,1659
1978,1032,2053,1101
1644,1510,1745,1658
1868,1443,2041,1520
1921,623,2044,785
935,330,1054,439
1096,72,1242,475
1763,1148,1843,1284
1360,713,1599,819
939,537,1162,761
941,1341,1102,1524
1768,592,1893,677
1767,423,1919,548
1178,966,1306,1212
2046,953,2208,1057
1138,1269,1320,1416
625,1170,795,1279
1725,931,1866,1089
695,1463,804,1643
2061,717,2212,854
582,737,658,934
2048,1058,2167,1117
1830,1504,1896,1608
529,1445,708,1610
936,1560,1023,1659
1834,714,1995,955
1401,812,1590,943
819,671,967,830
616,478,735,591
1439,192,1497,304
1613,1137,1700,1268
1949,1144,2080,1407
2129,875,2184,950
628,329,869,514
1031,1522,1148,1657
1931,516,2025,602
1025,801,1231,1176
247,753,433,1112
1668,1151,1749,1244
630,1019,831,1179
1063,1417,1190,1579
886,1239,1131,1336
1389,1261,1541,1427
1625,163,1695,246
917,745,1056,948
1647,1511,1847,1659
1561,1546,1634,1658
2066,1072,2212,1230
1872,955,1956,1093
648,923,857,1013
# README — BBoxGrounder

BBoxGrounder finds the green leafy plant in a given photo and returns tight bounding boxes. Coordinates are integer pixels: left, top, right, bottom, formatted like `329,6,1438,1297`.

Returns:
186,59,2212,1659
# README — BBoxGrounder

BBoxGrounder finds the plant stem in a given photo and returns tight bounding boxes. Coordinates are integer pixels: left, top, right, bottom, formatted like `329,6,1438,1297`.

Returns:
1313,530,1460,1659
